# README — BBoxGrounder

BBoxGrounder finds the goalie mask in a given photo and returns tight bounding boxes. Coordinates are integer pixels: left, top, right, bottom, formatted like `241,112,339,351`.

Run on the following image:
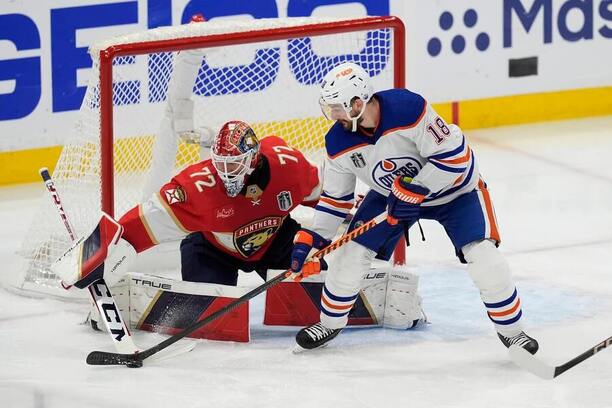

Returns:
319,62,373,132
211,121,260,197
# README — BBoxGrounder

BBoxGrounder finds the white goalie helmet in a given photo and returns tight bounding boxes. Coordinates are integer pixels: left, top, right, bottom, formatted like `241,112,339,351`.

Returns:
319,62,373,132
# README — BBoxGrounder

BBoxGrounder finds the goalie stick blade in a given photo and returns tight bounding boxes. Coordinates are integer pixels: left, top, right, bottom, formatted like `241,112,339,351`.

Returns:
509,345,555,380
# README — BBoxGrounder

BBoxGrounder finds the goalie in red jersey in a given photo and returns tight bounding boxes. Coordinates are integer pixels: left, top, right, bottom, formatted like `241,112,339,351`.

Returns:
53,120,323,291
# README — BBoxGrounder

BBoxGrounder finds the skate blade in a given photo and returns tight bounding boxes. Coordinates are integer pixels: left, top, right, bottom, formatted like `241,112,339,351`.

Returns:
81,311,92,326
292,343,328,354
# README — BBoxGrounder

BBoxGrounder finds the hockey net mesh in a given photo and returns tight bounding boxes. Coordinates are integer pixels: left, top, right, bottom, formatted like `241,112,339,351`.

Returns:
16,17,398,296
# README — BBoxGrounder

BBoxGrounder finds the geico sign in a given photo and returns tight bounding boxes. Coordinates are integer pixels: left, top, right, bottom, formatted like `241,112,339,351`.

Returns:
0,0,389,121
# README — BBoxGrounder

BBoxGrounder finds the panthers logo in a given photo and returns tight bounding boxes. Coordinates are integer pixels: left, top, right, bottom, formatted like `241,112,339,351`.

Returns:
234,217,282,258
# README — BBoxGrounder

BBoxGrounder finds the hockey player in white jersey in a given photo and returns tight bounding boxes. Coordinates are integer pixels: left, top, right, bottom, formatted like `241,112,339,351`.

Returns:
291,62,538,354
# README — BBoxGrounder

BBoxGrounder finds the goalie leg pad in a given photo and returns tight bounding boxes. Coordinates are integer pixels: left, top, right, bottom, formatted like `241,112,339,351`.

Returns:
129,273,251,342
263,268,387,327
462,239,524,336
52,213,136,289
383,270,427,329
357,271,388,326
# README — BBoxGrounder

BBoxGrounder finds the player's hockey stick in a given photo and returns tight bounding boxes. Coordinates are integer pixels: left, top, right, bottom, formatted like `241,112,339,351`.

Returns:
509,335,612,379
40,167,138,354
86,211,394,367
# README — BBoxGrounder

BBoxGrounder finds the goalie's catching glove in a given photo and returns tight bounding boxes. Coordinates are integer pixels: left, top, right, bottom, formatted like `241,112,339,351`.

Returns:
386,176,430,222
51,213,136,289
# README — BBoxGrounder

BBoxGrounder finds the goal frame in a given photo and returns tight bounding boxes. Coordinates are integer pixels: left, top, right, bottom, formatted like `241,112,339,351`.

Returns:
97,15,405,216
96,15,406,262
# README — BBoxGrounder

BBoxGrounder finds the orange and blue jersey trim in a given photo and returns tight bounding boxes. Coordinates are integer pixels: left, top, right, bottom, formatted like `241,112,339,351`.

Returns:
428,135,472,174
329,142,370,160
425,157,476,202
477,179,501,243
315,192,355,219
319,196,354,210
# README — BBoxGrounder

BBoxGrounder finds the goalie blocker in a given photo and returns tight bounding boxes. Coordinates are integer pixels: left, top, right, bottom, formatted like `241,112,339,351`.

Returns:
52,213,137,289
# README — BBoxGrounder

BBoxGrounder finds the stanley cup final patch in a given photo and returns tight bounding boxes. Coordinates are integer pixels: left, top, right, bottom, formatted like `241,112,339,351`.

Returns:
163,186,186,205
276,191,293,211
350,152,366,168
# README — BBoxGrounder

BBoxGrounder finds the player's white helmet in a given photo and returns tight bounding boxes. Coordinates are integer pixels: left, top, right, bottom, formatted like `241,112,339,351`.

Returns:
319,62,373,132
211,121,260,197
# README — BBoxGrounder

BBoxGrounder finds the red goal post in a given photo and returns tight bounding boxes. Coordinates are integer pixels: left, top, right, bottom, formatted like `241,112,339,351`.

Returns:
17,15,406,296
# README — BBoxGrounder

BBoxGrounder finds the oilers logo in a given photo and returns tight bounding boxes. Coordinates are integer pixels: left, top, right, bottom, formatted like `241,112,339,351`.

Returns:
372,157,422,190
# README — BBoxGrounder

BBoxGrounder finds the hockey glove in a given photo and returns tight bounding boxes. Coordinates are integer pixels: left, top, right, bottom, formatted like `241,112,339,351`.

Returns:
387,176,430,222
290,229,331,274
293,258,329,282
52,213,136,289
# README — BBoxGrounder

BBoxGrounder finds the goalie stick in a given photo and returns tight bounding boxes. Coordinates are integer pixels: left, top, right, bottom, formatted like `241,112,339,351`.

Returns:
40,168,197,363
86,211,394,368
509,335,612,379
40,167,138,355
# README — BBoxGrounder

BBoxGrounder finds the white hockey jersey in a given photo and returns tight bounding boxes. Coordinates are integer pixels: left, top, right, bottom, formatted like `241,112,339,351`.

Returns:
313,88,479,239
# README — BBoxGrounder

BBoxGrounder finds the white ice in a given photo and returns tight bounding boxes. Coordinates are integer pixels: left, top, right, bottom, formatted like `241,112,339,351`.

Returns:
1,116,612,408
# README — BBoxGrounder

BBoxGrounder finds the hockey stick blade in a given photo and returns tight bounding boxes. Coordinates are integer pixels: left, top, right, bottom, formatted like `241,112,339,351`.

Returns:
86,212,390,367
509,334,612,379
87,341,196,367
86,350,142,368
509,345,554,379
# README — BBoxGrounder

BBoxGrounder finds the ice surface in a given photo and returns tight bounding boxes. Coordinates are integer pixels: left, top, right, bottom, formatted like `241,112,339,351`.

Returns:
1,117,612,408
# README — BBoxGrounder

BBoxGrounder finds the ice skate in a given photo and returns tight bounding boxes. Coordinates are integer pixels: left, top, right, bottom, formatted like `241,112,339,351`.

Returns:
498,331,539,355
294,322,342,353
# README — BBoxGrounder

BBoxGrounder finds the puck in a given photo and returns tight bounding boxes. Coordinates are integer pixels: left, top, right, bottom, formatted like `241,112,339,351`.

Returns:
126,360,143,368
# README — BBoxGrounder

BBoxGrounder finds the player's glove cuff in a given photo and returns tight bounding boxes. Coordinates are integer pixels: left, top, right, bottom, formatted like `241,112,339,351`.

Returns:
293,229,329,250
291,229,331,273
391,176,430,204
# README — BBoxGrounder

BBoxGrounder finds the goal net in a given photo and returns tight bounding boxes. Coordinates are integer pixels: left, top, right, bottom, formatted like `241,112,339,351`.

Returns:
15,16,405,297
